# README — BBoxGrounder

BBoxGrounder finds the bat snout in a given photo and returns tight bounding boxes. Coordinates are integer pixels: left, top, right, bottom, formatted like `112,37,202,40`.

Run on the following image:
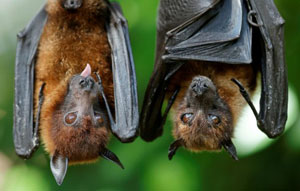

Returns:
79,77,95,92
191,81,208,96
191,76,216,96
63,0,82,10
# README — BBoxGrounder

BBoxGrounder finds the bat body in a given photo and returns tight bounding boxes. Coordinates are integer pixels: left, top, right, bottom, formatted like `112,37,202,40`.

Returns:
14,0,139,185
140,0,287,160
35,0,113,164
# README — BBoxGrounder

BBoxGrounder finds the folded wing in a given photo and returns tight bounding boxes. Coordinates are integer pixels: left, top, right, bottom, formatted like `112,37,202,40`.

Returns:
106,2,139,142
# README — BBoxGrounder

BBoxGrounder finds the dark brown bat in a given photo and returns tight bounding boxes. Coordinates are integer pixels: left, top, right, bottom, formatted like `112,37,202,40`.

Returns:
167,62,257,160
14,0,139,185
140,0,287,160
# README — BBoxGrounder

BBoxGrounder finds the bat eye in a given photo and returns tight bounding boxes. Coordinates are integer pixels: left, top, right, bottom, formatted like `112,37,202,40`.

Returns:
208,114,220,125
181,113,194,124
94,112,104,125
64,112,78,125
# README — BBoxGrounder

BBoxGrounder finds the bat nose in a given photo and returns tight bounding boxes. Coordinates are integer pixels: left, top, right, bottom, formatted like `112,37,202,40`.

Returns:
79,78,94,91
63,0,82,10
191,81,208,96
191,76,214,96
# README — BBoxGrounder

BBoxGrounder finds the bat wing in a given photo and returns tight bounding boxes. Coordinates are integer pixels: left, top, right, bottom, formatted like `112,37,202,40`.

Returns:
164,0,252,64
250,0,288,137
14,6,47,158
140,61,183,141
140,0,252,141
106,2,139,142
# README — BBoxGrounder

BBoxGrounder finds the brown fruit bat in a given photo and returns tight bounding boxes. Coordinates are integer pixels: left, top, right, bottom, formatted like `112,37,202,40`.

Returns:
14,0,139,185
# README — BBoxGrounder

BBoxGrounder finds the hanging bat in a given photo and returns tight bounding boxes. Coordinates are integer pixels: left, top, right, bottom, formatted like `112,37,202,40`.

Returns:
14,0,139,185
140,0,287,160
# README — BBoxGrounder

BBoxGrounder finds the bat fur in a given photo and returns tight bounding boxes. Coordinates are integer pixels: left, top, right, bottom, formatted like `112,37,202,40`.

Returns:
167,61,257,151
34,0,114,164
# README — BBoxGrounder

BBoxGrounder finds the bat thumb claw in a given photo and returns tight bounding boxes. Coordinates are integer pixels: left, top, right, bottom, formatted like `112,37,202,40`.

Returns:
50,152,68,186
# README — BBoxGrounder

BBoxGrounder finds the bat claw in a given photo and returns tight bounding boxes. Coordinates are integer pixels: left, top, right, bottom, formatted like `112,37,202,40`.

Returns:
221,139,238,161
168,139,183,161
100,148,125,169
95,72,104,92
168,149,176,160
50,152,68,186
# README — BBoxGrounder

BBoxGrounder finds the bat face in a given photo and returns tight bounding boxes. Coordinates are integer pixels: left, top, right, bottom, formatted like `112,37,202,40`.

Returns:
172,76,233,151
51,67,110,163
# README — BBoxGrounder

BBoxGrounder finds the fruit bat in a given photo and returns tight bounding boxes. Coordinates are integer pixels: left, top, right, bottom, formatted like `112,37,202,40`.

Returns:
14,0,139,185
140,0,287,160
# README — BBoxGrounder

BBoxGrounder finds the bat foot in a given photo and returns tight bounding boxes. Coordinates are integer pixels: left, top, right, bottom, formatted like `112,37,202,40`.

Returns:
100,148,124,169
221,139,238,161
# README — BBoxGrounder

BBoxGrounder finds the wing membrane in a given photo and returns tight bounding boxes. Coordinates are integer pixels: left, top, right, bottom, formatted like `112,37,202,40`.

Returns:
106,2,139,142
164,0,252,64
14,6,47,158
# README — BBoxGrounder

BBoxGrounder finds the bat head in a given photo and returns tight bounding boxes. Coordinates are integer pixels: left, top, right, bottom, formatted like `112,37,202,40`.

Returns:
49,64,123,185
63,64,102,129
171,76,238,160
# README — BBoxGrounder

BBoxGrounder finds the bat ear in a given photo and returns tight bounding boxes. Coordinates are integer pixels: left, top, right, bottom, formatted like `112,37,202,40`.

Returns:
168,139,183,160
221,139,238,161
100,148,124,169
80,63,91,77
50,151,68,186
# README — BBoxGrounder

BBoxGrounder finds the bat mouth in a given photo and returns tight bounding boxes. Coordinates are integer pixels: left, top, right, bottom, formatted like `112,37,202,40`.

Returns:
76,64,97,92
190,76,216,97
62,0,83,11
79,77,95,92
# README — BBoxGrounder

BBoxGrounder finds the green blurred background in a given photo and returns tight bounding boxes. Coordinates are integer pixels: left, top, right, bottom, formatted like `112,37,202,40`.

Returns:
0,0,299,190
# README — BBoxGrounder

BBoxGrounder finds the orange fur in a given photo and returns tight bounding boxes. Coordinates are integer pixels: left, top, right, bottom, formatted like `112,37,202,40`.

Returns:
34,0,113,163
